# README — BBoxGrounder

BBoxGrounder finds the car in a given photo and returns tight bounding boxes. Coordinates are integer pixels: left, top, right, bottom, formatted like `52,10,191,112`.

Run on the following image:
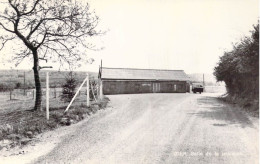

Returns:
192,83,204,94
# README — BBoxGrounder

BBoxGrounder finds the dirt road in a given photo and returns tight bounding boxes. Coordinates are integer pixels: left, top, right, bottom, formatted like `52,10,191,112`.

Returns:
2,93,259,164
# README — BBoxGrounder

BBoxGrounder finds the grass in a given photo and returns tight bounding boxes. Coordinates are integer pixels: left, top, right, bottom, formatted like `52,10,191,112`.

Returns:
219,94,259,117
0,96,109,150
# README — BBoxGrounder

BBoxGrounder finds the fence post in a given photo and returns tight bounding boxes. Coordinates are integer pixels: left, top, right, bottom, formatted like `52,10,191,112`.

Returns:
99,80,103,99
9,90,12,100
23,71,26,96
86,73,90,107
46,72,49,120
90,82,97,102
33,89,35,100
54,85,56,98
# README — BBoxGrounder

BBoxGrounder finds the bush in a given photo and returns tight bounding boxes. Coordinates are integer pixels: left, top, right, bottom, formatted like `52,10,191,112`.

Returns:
214,23,259,115
214,23,259,101
60,72,78,102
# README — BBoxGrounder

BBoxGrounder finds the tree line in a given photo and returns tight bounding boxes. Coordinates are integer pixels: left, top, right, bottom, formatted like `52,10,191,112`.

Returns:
214,24,259,105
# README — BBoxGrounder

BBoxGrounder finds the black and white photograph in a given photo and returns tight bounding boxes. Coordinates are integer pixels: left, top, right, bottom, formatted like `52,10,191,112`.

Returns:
0,0,259,163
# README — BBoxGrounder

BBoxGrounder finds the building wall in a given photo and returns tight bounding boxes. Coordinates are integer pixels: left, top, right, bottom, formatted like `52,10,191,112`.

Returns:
102,80,187,95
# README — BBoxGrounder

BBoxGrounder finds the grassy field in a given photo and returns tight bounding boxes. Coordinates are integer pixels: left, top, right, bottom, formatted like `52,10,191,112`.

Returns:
0,69,98,89
0,87,92,111
0,85,108,149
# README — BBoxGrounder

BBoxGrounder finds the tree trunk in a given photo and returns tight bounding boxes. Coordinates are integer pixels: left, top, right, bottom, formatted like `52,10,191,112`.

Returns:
32,50,42,111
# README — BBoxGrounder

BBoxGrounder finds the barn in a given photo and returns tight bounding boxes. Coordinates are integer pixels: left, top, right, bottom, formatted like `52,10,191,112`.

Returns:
98,67,190,95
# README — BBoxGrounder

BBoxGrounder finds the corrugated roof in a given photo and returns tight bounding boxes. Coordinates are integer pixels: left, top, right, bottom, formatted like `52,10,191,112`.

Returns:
101,67,190,81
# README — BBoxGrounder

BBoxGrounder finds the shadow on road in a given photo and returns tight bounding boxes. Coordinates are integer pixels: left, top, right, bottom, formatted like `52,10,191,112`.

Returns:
188,96,254,128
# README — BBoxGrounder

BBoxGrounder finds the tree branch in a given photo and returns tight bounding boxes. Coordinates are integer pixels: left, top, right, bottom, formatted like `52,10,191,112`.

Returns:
21,0,41,16
27,19,43,40
0,36,15,50
0,22,15,33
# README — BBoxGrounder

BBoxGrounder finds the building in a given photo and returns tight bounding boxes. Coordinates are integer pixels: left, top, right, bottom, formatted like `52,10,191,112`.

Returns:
98,67,190,95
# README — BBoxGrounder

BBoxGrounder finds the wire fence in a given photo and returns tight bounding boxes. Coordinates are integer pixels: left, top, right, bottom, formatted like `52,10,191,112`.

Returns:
0,70,99,113
0,87,99,112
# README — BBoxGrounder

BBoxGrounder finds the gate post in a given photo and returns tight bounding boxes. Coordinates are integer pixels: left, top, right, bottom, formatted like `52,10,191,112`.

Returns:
99,80,103,99
86,73,90,107
46,72,49,120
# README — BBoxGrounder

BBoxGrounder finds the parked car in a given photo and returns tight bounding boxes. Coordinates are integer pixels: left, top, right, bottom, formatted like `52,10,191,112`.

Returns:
192,83,204,94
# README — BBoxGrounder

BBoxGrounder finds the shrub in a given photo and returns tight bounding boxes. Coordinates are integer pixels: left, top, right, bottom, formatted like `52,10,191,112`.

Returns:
214,24,259,100
60,72,78,102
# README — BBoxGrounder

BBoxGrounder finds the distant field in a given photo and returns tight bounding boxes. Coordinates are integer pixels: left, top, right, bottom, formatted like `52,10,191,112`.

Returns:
204,86,226,93
0,69,98,89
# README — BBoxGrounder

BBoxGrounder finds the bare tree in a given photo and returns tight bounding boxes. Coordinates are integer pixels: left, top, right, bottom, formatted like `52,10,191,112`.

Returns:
0,0,101,111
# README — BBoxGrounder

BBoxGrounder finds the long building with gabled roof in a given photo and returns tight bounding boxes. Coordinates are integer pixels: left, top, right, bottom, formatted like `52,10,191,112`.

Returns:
98,67,190,95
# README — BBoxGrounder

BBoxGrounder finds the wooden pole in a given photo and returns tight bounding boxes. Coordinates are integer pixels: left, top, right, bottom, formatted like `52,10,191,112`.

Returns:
86,73,90,107
203,73,205,92
99,80,103,99
54,82,56,98
46,72,49,120
34,89,36,100
90,82,97,102
203,74,205,86
99,61,103,99
9,89,12,100
23,71,26,96
64,76,88,113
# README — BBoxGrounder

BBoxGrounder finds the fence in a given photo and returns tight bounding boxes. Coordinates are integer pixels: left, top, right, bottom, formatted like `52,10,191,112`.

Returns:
0,71,100,113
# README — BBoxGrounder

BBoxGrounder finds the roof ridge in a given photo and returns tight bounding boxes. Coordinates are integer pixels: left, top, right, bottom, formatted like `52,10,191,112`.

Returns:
102,67,184,71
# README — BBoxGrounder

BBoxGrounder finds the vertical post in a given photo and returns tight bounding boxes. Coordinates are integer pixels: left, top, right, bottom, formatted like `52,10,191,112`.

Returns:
99,80,103,99
90,82,97,102
54,82,56,98
46,72,49,120
86,73,90,107
10,90,12,100
33,89,36,101
203,74,205,86
24,71,26,96
203,73,205,92
96,85,99,99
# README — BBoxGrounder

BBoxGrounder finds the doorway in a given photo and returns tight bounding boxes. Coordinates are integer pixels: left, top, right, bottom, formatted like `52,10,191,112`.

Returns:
152,83,160,93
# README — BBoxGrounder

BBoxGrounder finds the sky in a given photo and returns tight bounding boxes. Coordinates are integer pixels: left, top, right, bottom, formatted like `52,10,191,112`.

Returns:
0,0,259,74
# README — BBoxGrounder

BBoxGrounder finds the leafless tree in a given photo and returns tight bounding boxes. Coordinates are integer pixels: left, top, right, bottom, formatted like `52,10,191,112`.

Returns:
0,0,101,111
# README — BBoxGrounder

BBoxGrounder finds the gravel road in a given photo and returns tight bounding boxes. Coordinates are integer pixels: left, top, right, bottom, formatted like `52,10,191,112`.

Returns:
2,93,258,164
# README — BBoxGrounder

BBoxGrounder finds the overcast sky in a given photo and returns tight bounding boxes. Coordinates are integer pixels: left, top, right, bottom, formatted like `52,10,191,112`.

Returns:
0,0,259,74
